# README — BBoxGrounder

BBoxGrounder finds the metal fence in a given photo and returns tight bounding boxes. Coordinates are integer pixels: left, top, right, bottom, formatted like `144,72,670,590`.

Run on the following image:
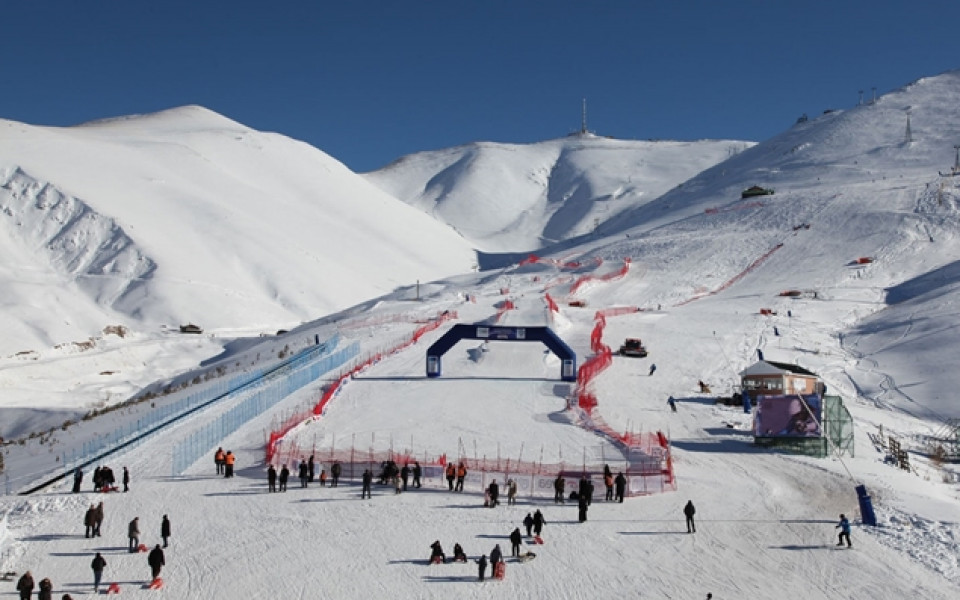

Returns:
171,341,359,475
56,335,344,474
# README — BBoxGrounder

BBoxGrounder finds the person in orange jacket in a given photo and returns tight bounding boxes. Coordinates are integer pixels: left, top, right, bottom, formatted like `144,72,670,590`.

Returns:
224,451,236,478
214,447,226,475
445,463,456,491
455,463,467,492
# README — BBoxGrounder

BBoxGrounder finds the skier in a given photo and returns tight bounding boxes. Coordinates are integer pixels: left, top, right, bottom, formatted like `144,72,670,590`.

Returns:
361,468,373,499
523,513,534,537
72,467,83,494
614,472,627,503
128,517,141,552
509,527,523,557
477,554,488,581
649,363,657,376
122,467,130,493
668,396,677,412
147,544,165,580
836,514,852,547
279,464,289,492
533,509,546,536
16,571,33,600
553,474,565,503
684,500,697,533
91,552,106,593
412,461,422,488
161,515,171,548
429,540,446,564
267,465,277,493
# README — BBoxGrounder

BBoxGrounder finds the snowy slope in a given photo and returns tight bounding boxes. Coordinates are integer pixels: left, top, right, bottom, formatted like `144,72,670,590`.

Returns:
364,136,752,252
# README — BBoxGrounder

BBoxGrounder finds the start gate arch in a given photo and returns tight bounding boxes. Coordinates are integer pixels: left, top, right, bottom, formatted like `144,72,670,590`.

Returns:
425,324,577,381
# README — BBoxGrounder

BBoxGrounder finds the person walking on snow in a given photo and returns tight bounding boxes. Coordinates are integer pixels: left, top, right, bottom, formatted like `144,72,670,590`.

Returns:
93,502,103,537
128,517,141,552
553,474,565,503
122,467,130,492
488,479,500,507
298,460,309,488
510,527,523,557
684,500,697,533
401,464,410,491
667,396,677,412
523,513,534,537
507,479,518,505
215,447,225,475
37,577,53,600
279,464,289,492
649,363,657,376
72,467,83,494
477,554,488,581
533,509,546,536
161,515,171,548
456,463,467,492
148,544,165,580
91,552,107,593
836,514,852,547
84,504,96,538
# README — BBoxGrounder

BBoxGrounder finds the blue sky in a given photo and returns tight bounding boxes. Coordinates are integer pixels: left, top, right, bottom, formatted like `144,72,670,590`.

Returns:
1,1,957,172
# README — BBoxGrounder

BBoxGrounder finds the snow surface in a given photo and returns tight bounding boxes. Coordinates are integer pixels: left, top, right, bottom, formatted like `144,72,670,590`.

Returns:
3,70,960,598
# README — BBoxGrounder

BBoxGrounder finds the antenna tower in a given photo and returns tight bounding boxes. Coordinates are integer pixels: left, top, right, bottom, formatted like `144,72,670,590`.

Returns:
858,90,863,105
581,98,588,135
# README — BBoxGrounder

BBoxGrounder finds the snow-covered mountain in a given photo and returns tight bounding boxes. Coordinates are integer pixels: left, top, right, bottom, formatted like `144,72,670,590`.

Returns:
363,136,752,252
0,106,476,356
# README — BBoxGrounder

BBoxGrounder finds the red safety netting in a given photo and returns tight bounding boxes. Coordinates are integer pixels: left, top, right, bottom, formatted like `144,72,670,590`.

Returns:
675,243,784,307
570,258,631,295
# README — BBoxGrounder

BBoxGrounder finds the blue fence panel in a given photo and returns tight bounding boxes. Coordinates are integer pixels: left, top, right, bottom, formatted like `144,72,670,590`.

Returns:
59,335,346,474
170,341,359,475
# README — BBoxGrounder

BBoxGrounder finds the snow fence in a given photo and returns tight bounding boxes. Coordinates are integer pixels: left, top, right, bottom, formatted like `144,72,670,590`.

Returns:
171,338,359,475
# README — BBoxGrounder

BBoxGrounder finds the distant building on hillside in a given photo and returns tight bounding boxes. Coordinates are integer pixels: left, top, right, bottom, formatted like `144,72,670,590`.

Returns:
740,360,825,397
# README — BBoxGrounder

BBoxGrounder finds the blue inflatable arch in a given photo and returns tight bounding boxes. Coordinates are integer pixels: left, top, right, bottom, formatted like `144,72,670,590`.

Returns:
426,324,577,381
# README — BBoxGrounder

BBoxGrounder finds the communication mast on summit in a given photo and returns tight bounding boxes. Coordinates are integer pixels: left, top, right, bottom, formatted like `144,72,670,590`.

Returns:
581,98,589,135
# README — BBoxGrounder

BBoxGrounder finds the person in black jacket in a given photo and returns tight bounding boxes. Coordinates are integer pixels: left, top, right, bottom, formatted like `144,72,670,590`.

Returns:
523,513,534,537
84,504,96,538
553,474,565,503
477,554,487,581
578,494,589,523
298,460,309,488
684,500,696,533
614,472,627,503
279,465,289,492
91,552,107,592
331,461,342,487
93,502,103,537
16,571,33,600
453,543,467,562
161,515,171,548
488,480,499,508
361,469,373,499
429,540,446,564
400,464,410,491
533,509,546,536
122,467,130,493
37,577,53,600
509,527,523,557
72,467,83,494
147,544,165,580
267,465,277,493
412,461,422,488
